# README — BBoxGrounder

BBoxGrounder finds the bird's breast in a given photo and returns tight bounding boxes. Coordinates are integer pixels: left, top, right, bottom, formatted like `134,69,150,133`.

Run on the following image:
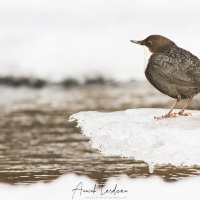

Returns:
143,46,153,72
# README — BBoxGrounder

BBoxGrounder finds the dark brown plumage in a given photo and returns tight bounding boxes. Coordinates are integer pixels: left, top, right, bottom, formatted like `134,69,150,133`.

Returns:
131,35,200,119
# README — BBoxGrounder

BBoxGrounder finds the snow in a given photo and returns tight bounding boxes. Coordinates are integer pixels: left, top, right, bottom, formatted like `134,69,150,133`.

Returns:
69,108,200,172
1,173,200,200
0,1,200,82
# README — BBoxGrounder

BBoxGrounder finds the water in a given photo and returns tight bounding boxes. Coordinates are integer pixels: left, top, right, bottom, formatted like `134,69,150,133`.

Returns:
0,82,200,185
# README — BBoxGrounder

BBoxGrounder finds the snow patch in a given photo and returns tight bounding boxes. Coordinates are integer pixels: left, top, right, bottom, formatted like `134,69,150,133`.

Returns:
1,174,200,200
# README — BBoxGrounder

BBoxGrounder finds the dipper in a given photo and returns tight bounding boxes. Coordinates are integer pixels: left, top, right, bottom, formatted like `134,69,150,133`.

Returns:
130,35,200,119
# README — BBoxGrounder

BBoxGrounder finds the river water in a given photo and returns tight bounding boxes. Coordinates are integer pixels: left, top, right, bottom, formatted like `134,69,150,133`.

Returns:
0,82,200,184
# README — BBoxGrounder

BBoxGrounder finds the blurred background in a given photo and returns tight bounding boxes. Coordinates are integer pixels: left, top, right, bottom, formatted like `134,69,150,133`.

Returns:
1,0,200,185
0,0,200,82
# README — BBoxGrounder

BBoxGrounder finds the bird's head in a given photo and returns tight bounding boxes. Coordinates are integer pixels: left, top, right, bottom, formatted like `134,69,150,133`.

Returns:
130,35,176,53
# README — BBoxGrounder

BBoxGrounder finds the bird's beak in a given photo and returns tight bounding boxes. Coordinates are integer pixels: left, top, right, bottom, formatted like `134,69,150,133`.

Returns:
130,40,142,45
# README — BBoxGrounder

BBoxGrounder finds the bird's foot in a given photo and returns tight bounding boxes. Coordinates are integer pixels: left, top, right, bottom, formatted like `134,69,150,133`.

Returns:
154,113,178,120
177,112,192,117
154,112,192,120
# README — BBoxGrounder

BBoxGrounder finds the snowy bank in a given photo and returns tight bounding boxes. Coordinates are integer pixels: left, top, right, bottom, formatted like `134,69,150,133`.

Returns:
69,108,200,172
1,174,200,200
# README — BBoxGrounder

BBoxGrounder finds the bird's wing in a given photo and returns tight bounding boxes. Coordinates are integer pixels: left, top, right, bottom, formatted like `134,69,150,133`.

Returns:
147,47,200,87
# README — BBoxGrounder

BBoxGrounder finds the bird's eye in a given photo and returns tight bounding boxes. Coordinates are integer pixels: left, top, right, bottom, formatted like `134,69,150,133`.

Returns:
147,41,152,46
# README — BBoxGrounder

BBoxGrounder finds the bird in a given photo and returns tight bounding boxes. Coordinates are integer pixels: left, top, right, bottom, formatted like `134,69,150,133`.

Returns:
130,35,200,120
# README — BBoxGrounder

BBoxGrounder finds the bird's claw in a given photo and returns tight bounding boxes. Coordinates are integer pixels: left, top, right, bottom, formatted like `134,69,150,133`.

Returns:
178,112,192,116
154,113,178,120
154,112,192,120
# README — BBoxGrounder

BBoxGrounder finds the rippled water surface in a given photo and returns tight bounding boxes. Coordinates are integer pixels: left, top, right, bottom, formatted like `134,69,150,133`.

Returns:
0,82,200,184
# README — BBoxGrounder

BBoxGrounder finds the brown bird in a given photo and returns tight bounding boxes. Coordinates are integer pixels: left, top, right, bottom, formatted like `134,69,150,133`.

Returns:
130,35,200,120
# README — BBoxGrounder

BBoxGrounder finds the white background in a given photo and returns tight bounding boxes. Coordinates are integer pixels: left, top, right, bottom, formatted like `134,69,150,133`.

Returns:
0,0,200,82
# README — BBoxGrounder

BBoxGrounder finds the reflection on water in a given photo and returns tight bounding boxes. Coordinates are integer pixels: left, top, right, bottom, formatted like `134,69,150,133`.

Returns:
0,82,200,184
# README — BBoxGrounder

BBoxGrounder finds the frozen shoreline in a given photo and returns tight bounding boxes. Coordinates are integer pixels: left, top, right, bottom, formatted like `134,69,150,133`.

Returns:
70,108,200,172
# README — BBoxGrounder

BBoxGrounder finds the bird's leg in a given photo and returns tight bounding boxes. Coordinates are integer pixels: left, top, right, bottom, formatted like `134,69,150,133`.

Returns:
154,95,181,120
178,97,193,116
